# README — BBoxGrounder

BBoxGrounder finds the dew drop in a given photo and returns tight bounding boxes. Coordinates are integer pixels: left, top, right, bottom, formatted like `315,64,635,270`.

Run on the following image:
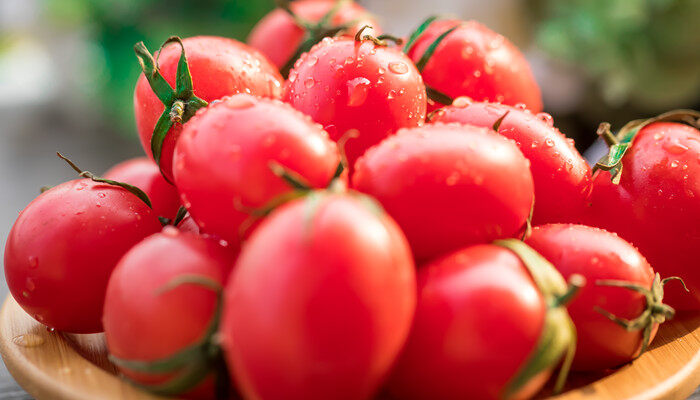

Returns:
670,160,679,168
28,256,38,269
378,67,386,74
452,97,472,108
13,334,44,348
97,192,106,198
544,138,555,148
664,141,689,155
515,103,528,110
388,61,409,74
387,90,398,100
304,77,315,89
653,133,663,140
26,278,35,291
347,77,370,107
536,112,554,126
445,172,460,186
473,70,482,78
307,55,318,66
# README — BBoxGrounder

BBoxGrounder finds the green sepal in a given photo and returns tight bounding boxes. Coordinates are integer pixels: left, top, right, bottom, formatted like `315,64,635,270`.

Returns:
269,162,312,191
494,239,581,397
415,23,460,72
426,86,453,106
173,206,188,226
109,276,224,396
56,153,153,209
403,15,441,53
150,109,175,166
134,42,175,106
594,273,681,357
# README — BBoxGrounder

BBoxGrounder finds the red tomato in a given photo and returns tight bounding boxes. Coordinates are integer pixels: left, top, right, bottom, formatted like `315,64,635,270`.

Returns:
104,227,236,398
387,244,549,400
220,193,416,400
248,0,379,70
173,94,340,247
431,101,592,224
588,117,700,310
284,35,427,169
103,157,181,220
134,36,283,182
405,19,542,112
4,179,161,333
353,123,534,261
526,224,678,371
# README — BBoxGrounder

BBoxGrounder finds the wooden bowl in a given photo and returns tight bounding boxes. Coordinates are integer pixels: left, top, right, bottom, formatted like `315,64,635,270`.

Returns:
1,295,699,400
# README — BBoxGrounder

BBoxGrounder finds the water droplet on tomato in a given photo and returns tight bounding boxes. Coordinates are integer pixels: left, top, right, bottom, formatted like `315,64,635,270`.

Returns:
545,138,555,147
219,239,228,247
536,112,554,126
347,77,370,107
97,192,106,198
304,77,315,89
378,67,386,74
473,70,482,78
531,141,539,149
452,97,472,108
514,103,527,110
307,55,318,66
28,256,38,269
462,46,474,58
388,61,408,74
135,214,142,221
13,334,44,348
345,57,354,65
22,291,29,298
387,90,398,100
670,160,679,168
445,172,460,186
26,278,35,291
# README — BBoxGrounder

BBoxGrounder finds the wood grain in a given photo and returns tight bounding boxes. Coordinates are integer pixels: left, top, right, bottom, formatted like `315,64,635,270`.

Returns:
0,295,698,400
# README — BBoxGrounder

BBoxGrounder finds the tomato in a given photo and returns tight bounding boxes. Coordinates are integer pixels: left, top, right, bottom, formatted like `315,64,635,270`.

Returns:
284,34,426,170
387,243,573,400
103,227,236,398
4,179,161,333
353,123,534,261
173,94,340,247
104,157,181,220
405,18,542,112
220,192,416,400
430,100,592,224
587,112,700,310
134,36,283,182
526,224,679,371
248,0,379,73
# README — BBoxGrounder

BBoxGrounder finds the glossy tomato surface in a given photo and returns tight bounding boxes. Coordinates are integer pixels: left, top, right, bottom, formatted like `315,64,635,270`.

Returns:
431,101,591,224
4,179,161,333
248,0,378,68
173,94,340,247
387,244,547,400
135,36,283,182
285,36,426,169
104,157,181,220
104,227,236,397
526,224,658,370
587,122,700,310
406,19,542,112
353,123,534,261
221,193,416,400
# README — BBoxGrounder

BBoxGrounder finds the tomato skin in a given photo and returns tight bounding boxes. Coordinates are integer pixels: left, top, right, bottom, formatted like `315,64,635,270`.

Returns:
387,244,547,400
525,224,657,371
220,194,416,400
134,36,283,182
248,0,379,69
173,94,340,247
4,179,161,333
284,37,427,169
103,227,235,398
431,101,592,224
407,19,542,112
353,123,534,261
587,122,700,310
103,157,181,220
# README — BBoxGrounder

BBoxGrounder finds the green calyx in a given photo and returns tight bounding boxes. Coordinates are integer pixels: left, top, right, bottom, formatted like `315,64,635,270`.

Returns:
109,275,230,398
595,273,686,358
593,109,700,184
158,206,189,227
404,15,461,106
134,37,208,177
354,25,404,47
493,239,584,398
278,0,366,78
56,153,153,209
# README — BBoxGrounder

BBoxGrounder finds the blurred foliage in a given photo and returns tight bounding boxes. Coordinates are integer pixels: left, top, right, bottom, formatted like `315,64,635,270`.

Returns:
532,0,700,112
43,0,276,134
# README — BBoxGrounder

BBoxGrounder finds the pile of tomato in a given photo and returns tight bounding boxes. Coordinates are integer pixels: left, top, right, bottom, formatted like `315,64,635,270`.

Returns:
4,1,700,399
